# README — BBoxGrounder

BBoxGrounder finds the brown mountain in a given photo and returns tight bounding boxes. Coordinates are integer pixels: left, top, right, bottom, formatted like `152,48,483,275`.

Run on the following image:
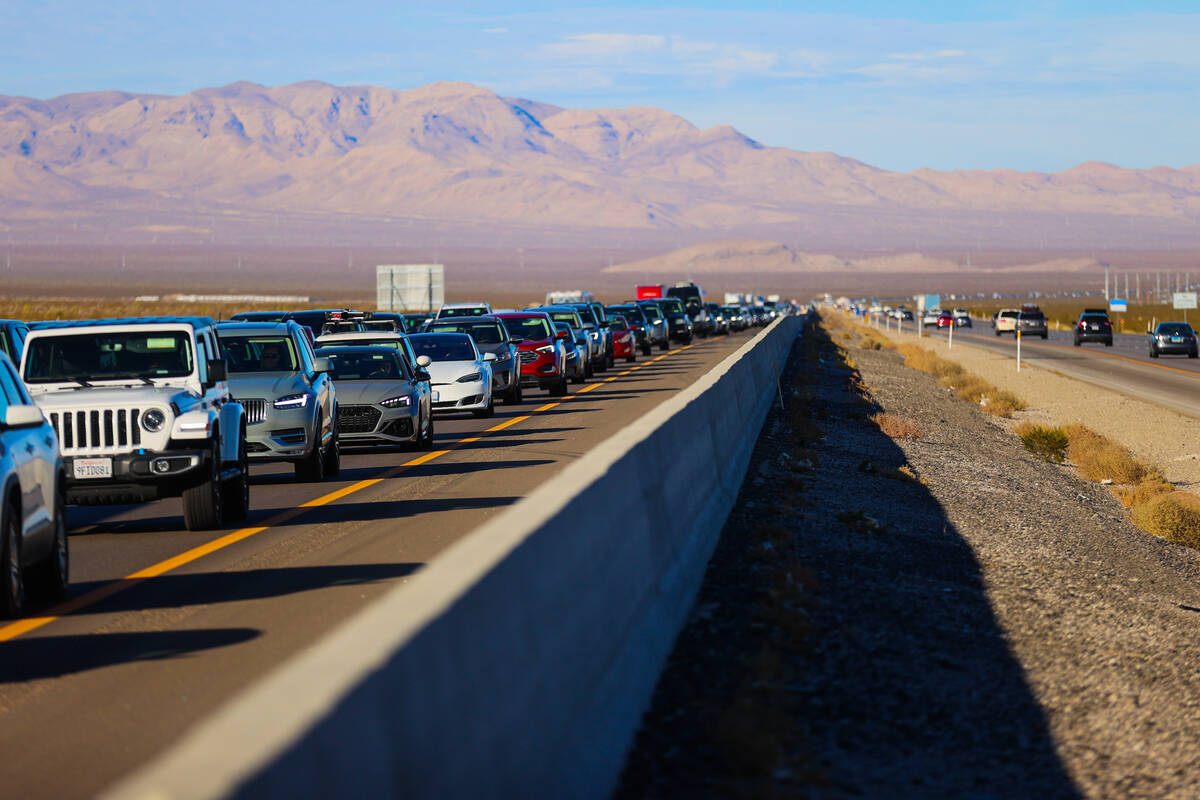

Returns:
2,80,1199,236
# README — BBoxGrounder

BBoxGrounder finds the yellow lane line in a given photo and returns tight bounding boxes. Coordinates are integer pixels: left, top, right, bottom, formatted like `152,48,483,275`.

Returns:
0,335,722,642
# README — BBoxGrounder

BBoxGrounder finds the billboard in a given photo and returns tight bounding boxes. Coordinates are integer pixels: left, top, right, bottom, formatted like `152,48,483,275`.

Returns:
1109,298,1128,313
1173,292,1197,310
376,264,444,312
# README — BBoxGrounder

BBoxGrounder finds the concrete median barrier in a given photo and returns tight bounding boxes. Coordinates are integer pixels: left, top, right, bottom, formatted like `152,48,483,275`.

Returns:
106,315,805,800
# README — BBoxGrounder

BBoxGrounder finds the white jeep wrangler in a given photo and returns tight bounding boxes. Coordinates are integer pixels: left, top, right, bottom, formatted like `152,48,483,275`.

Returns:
19,317,249,531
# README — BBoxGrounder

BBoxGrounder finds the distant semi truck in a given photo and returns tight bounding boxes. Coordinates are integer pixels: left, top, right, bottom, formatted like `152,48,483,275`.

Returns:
636,285,666,300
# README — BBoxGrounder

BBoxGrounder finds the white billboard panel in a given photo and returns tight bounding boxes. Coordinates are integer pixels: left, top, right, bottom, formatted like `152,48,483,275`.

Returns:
376,264,445,312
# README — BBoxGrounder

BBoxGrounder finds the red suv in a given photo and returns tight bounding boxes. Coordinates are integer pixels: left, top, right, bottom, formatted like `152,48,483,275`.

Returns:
494,312,569,396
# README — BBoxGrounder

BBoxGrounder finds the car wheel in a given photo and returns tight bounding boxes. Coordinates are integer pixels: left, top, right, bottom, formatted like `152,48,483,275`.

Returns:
641,343,652,356
26,486,69,603
418,412,435,450
607,352,615,369
660,339,669,351
1105,339,1113,347
1190,350,1198,359
505,381,522,404
626,353,636,362
183,444,224,531
1150,347,1159,358
222,434,250,523
295,438,326,483
583,360,593,379
473,396,495,418
994,329,1001,337
1074,338,1080,346
323,426,341,479
0,500,24,619
1042,333,1048,340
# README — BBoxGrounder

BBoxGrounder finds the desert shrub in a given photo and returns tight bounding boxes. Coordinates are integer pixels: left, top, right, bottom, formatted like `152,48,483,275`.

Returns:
1131,491,1200,549
870,412,924,440
896,344,964,379
859,336,883,350
1016,423,1068,463
980,390,1026,417
1117,475,1175,508
1065,423,1151,484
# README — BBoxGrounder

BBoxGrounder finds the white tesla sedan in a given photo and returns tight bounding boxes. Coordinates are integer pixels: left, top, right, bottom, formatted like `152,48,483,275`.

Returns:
407,333,496,418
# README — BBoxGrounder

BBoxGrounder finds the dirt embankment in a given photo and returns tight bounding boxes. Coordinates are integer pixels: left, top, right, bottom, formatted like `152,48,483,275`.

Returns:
619,316,1200,798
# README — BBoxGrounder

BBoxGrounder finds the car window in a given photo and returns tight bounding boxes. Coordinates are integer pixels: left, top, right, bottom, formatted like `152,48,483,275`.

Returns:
0,330,12,361
25,330,194,382
219,335,300,373
326,351,409,380
1158,324,1193,335
409,335,477,361
0,358,26,411
426,322,505,344
500,317,552,340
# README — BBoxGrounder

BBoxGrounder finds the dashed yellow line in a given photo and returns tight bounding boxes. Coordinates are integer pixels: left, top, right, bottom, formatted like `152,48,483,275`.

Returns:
0,334,716,642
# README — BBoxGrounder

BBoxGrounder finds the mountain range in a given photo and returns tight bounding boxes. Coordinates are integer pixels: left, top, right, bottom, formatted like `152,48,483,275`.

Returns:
2,80,1199,240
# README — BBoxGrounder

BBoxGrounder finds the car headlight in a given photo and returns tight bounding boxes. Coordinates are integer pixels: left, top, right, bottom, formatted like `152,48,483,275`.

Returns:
141,408,166,432
536,345,553,353
274,393,309,409
380,395,412,408
457,372,482,383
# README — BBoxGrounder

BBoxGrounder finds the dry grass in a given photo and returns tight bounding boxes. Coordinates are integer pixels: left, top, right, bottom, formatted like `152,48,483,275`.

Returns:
1131,491,1200,548
870,412,924,440
897,343,1027,418
1116,476,1175,508
0,298,329,322
1015,423,1069,463
878,465,922,484
1064,423,1153,484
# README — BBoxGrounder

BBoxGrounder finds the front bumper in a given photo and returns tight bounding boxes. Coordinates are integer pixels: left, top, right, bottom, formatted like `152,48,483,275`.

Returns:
241,402,318,463
338,403,419,446
63,448,210,504
432,381,490,413
519,351,560,386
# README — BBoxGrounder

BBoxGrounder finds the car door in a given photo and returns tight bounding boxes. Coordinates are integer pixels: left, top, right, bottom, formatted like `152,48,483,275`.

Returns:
0,358,52,555
295,328,333,441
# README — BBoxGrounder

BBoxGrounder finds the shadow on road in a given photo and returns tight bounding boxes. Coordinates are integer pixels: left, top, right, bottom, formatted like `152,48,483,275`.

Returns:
0,627,261,682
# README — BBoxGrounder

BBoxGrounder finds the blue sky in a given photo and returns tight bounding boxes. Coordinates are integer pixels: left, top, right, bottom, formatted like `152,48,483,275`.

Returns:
2,1,1197,172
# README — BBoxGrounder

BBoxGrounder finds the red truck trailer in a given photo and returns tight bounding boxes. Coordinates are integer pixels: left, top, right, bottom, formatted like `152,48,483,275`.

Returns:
635,285,665,300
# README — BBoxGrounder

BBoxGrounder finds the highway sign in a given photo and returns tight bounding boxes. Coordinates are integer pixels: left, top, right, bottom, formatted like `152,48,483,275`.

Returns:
1173,292,1198,310
377,264,445,312
1109,298,1128,313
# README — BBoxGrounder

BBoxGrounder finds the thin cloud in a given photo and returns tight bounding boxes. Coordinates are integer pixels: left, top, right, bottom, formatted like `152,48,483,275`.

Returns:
482,27,508,35
540,33,668,60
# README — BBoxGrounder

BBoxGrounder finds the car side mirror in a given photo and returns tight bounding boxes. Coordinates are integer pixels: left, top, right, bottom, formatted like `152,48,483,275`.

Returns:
416,355,432,368
312,357,332,374
510,337,524,345
415,370,431,383
207,359,228,383
483,352,497,362
2,405,45,429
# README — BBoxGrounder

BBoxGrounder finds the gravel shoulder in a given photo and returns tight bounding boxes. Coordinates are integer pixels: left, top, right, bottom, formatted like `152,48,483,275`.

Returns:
881,324,1200,490
618,316,1200,799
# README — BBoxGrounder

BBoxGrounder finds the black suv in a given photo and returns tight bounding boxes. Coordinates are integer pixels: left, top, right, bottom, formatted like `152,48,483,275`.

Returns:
1074,312,1113,346
1017,309,1048,339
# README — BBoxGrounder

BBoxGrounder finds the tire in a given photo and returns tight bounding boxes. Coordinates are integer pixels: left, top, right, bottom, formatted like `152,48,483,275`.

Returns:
550,376,568,396
26,487,68,603
504,380,522,404
183,445,224,531
995,329,1001,337
418,412,435,450
1150,347,1159,358
570,366,584,384
1042,333,1048,340
295,437,326,483
1074,338,1080,347
472,396,495,418
660,339,670,351
1105,340,1113,347
625,353,636,363
223,436,250,524
1,500,26,618
583,359,593,380
641,343,652,356
607,352,615,369
323,426,341,479
1190,350,1198,359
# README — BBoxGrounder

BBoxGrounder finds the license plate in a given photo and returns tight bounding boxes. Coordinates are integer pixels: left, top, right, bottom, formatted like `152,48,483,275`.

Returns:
74,458,113,479
1172,336,1183,342
432,391,440,401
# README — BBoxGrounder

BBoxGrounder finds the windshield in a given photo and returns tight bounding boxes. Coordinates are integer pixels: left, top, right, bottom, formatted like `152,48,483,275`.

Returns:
25,329,194,383
639,304,663,320
573,307,598,326
501,317,552,341
438,306,488,318
326,351,408,380
608,306,640,321
548,311,582,326
426,321,505,344
409,334,477,362
219,335,300,373
657,298,685,315
609,317,628,330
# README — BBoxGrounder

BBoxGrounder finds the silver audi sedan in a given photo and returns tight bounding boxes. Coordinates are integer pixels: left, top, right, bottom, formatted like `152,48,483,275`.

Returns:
316,346,434,449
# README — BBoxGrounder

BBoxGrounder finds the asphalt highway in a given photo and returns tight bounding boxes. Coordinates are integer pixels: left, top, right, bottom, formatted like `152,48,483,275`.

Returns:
894,322,1200,419
0,329,759,799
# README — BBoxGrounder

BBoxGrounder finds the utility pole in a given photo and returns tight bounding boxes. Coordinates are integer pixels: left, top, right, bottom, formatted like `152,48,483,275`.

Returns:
1136,272,1140,300
1124,272,1129,299
1105,267,1110,301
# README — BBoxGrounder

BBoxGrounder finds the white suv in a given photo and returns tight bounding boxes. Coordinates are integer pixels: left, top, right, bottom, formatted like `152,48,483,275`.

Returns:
20,317,249,531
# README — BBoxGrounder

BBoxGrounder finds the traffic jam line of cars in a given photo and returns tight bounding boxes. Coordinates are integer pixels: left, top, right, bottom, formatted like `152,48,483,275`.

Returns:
0,291,792,626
